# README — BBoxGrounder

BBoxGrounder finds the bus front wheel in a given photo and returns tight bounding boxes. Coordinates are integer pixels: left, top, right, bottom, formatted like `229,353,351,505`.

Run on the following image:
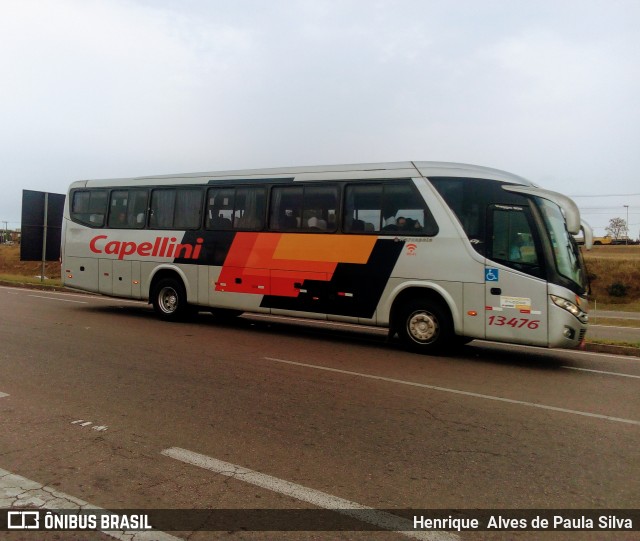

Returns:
152,278,189,321
396,299,452,354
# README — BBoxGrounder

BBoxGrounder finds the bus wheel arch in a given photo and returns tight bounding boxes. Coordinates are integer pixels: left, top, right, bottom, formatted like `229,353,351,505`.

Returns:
150,270,190,321
390,288,454,354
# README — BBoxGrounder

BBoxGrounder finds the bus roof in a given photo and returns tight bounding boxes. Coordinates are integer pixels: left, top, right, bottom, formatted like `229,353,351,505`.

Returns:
70,161,536,188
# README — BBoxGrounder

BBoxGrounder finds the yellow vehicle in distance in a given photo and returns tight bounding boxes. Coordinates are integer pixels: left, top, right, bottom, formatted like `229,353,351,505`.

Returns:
592,235,613,245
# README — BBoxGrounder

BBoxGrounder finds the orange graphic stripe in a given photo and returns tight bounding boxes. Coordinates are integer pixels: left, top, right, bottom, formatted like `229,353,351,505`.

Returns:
273,234,376,264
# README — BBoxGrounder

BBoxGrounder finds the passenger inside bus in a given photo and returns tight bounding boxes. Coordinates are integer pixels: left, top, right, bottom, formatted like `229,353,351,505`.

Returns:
307,216,327,230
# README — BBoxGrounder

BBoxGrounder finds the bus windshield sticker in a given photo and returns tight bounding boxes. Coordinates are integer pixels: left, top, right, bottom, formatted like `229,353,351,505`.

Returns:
500,296,532,311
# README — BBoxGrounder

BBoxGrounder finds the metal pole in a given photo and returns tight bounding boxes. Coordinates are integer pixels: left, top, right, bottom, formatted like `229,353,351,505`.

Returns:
624,205,629,245
41,193,48,282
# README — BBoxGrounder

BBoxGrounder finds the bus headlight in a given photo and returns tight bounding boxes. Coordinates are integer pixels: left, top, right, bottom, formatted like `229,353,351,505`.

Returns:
550,295,589,324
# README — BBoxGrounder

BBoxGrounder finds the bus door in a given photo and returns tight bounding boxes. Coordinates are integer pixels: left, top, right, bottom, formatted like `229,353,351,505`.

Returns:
485,204,548,346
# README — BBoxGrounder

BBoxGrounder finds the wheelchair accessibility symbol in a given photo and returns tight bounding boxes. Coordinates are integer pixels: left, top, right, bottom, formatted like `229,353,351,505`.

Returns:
485,268,499,282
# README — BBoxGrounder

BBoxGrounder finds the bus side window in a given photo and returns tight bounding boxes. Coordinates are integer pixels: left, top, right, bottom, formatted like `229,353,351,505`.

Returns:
207,187,266,230
206,188,234,229
107,189,148,229
270,186,303,231
343,181,437,235
490,207,541,276
233,187,266,230
301,185,338,232
151,189,202,230
71,189,108,227
343,184,382,233
174,189,203,230
150,189,176,229
383,182,438,234
108,190,130,228
129,189,149,228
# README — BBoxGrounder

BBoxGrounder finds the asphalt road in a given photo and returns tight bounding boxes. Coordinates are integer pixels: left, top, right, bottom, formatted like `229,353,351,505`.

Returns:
0,285,638,541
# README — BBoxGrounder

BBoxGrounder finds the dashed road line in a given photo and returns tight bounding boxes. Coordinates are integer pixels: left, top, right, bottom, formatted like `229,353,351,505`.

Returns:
27,294,88,304
590,323,640,330
162,447,458,541
0,467,181,540
264,357,640,427
71,419,108,431
0,392,8,398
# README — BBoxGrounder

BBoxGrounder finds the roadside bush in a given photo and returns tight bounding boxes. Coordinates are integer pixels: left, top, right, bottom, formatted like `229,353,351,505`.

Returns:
581,246,640,305
607,282,628,298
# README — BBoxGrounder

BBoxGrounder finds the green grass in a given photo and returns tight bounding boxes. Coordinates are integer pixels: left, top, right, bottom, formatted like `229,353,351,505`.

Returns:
583,248,640,310
590,300,640,312
0,274,62,287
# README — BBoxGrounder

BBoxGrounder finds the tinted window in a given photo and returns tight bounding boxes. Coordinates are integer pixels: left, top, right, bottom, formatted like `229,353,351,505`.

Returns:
270,185,339,232
175,189,203,229
489,205,543,278
491,207,539,265
108,189,148,229
343,181,437,235
430,177,531,254
70,190,108,227
207,186,266,230
150,188,202,229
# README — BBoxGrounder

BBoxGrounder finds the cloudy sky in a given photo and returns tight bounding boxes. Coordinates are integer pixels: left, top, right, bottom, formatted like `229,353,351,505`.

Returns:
1,0,639,236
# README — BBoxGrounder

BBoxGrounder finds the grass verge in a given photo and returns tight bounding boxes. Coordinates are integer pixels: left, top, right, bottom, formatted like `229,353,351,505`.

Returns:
586,338,640,349
0,274,62,288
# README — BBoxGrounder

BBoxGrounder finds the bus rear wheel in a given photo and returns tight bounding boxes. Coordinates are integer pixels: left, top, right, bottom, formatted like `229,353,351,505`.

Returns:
152,278,189,321
397,299,452,354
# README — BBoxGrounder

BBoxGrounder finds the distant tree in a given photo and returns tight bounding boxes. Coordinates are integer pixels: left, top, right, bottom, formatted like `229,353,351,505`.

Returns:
605,217,628,240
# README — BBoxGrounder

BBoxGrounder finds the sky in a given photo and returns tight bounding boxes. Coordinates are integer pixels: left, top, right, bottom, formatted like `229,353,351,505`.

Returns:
1,0,639,236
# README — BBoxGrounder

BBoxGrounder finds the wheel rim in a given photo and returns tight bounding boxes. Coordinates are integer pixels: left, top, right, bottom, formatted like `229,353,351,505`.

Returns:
407,310,439,344
158,286,179,314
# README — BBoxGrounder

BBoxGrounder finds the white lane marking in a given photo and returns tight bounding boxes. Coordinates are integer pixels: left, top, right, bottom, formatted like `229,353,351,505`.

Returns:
162,447,458,541
561,366,640,379
27,294,87,304
590,324,640,330
264,357,640,427
0,467,181,541
0,392,8,398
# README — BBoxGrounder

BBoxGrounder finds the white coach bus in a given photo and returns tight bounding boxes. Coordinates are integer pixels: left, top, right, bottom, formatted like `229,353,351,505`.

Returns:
61,161,591,353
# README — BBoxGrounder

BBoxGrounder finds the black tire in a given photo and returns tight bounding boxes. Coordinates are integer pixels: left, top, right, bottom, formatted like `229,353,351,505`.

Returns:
396,299,453,354
152,277,189,321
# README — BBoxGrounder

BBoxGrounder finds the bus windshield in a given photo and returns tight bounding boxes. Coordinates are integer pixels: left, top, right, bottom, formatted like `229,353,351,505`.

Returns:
536,197,587,293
